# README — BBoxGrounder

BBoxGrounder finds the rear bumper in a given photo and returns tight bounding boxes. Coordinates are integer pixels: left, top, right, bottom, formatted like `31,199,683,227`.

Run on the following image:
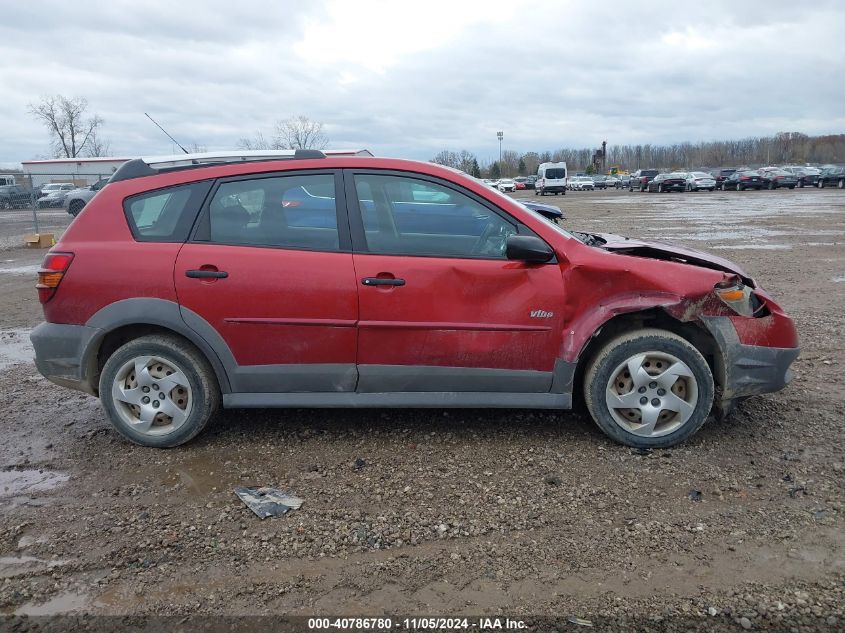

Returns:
700,316,799,402
30,321,102,395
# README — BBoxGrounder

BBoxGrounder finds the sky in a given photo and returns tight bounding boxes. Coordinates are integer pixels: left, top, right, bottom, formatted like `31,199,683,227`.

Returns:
1,0,843,166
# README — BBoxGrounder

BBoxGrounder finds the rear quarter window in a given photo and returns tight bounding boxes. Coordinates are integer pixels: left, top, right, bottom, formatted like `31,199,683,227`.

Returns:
124,181,212,242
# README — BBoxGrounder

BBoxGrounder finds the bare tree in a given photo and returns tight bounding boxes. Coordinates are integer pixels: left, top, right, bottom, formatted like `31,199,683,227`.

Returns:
275,116,328,150
29,95,104,158
237,130,276,151
84,129,112,158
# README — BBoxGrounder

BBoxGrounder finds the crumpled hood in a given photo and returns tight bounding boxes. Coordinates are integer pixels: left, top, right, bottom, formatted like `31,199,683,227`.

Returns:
596,232,751,281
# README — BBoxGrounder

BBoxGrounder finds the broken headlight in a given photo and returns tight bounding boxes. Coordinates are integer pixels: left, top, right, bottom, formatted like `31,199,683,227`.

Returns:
714,278,760,317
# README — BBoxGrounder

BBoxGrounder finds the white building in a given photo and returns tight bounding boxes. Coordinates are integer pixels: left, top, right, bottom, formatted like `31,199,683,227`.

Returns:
21,157,130,189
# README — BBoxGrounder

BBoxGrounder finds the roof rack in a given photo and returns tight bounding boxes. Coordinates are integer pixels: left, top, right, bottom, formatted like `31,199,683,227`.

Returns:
110,148,373,183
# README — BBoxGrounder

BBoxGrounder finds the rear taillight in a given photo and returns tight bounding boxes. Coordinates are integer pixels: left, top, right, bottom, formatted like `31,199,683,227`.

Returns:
740,176,750,181
37,252,73,303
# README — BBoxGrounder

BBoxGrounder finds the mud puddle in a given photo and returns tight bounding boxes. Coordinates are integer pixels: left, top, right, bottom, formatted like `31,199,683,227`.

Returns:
0,555,69,579
13,591,90,616
0,264,39,275
0,469,69,499
0,329,33,370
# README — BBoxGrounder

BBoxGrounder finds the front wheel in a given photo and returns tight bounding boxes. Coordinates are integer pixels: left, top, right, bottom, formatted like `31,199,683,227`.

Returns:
584,329,714,448
818,180,824,188
838,179,844,189
99,334,220,448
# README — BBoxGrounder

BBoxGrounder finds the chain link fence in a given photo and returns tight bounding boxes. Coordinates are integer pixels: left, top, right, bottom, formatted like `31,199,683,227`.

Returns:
0,171,113,249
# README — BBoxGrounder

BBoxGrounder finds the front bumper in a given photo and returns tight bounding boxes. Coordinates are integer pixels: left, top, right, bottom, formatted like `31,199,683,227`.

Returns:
700,315,799,402
30,321,102,395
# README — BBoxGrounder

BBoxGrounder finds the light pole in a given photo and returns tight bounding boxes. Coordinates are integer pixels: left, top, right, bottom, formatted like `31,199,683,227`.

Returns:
497,131,503,166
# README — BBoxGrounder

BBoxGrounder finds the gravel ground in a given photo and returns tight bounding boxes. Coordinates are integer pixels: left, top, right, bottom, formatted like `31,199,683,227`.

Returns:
0,187,843,630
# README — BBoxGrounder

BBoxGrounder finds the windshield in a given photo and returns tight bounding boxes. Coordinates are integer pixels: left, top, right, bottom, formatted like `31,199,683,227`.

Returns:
545,168,566,179
692,172,711,178
641,170,659,177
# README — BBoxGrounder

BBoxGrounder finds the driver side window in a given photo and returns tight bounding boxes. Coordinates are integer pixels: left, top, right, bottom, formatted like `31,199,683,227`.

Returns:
353,174,516,259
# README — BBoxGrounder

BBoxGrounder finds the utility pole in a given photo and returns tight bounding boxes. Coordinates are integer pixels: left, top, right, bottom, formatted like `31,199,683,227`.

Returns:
497,131,503,165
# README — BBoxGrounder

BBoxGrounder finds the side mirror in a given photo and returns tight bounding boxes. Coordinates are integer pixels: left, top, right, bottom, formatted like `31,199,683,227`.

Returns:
506,235,554,263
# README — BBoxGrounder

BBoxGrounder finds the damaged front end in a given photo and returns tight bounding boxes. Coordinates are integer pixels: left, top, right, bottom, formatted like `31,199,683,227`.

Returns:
561,232,800,419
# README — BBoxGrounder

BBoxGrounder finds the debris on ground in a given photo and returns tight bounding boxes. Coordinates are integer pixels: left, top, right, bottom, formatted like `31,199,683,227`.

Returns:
566,616,593,627
234,487,303,519
688,489,703,501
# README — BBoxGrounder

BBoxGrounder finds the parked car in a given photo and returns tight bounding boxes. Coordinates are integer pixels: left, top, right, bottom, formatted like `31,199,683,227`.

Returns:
39,182,75,197
0,185,33,209
536,162,567,196
525,175,538,189
591,175,608,190
710,169,737,189
817,166,845,189
722,170,763,191
63,179,110,216
482,179,498,188
647,173,687,193
513,177,531,190
37,183,76,208
684,172,717,192
629,169,659,192
615,174,631,189
568,176,595,191
30,149,799,450
782,166,820,188
497,178,516,192
604,175,620,188
758,168,798,190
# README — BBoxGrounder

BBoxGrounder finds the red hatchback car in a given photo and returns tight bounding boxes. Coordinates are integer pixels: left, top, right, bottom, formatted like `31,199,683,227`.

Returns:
31,150,799,448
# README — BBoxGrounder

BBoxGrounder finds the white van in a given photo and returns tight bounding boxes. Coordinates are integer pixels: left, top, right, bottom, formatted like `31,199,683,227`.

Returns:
535,162,567,196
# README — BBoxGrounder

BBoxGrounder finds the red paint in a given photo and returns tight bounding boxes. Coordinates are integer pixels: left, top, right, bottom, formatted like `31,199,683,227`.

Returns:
41,155,798,380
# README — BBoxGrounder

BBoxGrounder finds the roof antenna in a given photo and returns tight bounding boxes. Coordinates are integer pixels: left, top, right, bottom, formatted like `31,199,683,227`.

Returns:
144,113,190,154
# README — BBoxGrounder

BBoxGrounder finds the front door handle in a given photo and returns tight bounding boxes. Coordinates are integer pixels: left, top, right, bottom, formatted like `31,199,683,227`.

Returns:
362,277,405,287
186,269,228,279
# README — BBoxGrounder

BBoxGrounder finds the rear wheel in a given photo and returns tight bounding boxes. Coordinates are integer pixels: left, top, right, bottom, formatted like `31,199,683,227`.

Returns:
737,183,744,191
68,200,84,216
0,199,9,210
584,329,714,448
99,334,220,448
768,181,775,190
818,179,825,188
838,179,844,189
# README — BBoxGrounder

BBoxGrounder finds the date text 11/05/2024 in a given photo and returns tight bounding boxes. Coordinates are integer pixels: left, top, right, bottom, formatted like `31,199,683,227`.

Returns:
307,617,528,630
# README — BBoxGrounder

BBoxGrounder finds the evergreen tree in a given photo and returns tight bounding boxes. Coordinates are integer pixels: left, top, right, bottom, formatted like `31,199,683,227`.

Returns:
490,162,501,179
471,158,481,178
518,157,526,176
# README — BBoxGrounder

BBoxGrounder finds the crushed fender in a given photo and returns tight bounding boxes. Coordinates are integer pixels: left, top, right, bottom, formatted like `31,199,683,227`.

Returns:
234,487,303,519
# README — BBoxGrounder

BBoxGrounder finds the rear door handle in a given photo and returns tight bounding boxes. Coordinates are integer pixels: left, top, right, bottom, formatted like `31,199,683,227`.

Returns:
186,269,228,279
362,277,405,287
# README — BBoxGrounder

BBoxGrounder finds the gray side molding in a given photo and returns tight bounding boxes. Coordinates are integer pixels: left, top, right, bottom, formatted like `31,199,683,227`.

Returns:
224,391,572,409
85,298,232,392
356,364,551,393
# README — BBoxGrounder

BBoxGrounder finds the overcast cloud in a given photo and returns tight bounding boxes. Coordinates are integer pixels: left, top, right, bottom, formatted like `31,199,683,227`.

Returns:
1,0,843,165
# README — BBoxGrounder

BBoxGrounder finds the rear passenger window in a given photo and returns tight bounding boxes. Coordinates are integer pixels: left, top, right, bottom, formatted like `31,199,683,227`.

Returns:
125,181,211,242
207,174,339,251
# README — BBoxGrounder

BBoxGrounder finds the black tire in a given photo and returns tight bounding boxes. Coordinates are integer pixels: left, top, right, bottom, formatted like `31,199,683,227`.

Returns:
788,185,795,189
0,199,9,210
99,334,220,448
68,200,84,216
737,183,743,191
818,180,824,188
639,185,646,192
657,184,664,193
839,179,844,189
768,181,775,190
583,328,714,449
